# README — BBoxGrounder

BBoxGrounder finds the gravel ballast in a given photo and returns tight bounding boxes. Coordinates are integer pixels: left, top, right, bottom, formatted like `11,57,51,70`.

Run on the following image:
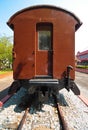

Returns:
0,87,88,130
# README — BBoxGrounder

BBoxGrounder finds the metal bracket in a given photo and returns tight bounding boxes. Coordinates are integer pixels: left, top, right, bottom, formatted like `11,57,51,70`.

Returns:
65,65,73,91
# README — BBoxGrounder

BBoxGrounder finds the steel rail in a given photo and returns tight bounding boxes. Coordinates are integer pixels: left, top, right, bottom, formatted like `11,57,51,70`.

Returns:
57,103,70,130
53,95,70,130
78,94,88,106
0,94,13,107
17,107,29,130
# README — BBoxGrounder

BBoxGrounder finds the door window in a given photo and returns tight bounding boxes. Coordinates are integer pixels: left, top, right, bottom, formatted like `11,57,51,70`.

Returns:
38,30,51,50
37,23,52,51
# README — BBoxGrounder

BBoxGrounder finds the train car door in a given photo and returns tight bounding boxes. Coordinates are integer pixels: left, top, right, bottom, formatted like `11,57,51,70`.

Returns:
36,23,53,77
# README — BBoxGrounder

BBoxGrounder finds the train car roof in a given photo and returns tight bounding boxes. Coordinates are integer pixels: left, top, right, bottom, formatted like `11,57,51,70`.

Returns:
7,5,82,30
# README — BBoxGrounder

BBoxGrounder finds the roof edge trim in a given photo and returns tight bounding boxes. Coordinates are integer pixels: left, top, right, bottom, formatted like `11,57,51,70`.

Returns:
7,5,82,30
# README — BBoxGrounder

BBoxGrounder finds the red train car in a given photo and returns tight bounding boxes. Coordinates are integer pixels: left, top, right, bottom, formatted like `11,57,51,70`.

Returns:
7,5,82,100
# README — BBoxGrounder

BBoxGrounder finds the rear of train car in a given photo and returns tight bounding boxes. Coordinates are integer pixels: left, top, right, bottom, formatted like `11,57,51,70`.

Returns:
7,5,82,100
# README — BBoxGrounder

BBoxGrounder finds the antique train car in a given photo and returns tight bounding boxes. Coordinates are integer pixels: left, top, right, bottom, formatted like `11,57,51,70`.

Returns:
7,5,82,101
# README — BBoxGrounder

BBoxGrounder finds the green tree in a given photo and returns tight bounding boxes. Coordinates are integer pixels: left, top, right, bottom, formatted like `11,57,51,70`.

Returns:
0,36,13,70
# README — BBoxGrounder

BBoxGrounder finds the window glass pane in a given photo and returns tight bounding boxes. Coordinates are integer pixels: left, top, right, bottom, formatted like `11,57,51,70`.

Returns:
38,31,51,50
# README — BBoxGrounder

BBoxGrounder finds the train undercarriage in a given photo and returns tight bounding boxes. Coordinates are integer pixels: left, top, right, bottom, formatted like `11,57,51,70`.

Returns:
8,66,80,103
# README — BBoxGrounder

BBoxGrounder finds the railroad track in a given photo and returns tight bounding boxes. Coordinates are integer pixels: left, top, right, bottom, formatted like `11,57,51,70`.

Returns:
0,88,69,130
16,94,70,130
17,95,62,130
0,88,88,130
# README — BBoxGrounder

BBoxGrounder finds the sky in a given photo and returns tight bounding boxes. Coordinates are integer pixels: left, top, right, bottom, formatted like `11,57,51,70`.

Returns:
0,0,88,54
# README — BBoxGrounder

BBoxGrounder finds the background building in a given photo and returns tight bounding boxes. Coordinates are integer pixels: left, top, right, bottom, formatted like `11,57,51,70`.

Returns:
76,50,88,65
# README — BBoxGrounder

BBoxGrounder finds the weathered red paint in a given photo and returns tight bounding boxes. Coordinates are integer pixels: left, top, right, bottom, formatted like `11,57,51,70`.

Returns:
7,5,82,80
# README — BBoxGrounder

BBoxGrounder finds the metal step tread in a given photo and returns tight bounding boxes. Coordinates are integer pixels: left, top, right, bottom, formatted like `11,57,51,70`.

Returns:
29,79,58,82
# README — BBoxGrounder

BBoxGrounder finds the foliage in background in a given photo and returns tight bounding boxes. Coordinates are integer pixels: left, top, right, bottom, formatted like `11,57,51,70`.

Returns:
76,65,88,69
0,36,13,70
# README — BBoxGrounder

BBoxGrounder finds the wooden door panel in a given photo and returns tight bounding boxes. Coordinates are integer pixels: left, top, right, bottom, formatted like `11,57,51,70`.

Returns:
36,23,53,76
